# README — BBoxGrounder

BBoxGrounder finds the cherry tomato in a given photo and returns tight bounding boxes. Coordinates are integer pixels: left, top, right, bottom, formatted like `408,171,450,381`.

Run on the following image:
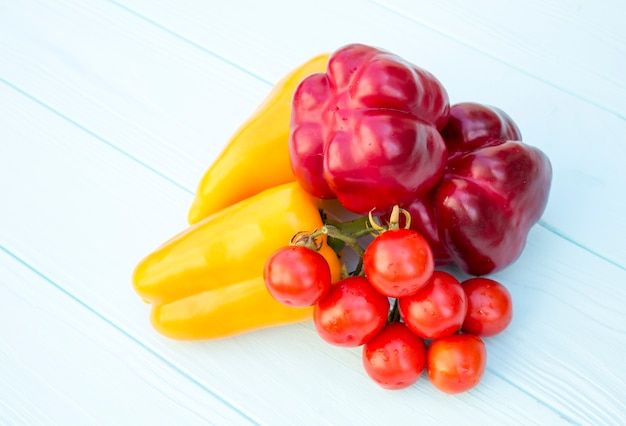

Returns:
427,333,487,394
362,322,426,390
264,246,331,307
314,276,390,347
363,228,434,298
461,277,513,337
398,271,467,339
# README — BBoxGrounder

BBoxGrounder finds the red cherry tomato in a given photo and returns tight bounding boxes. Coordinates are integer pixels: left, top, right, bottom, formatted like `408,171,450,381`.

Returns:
363,228,434,298
427,333,487,394
264,246,331,307
314,276,390,347
461,277,513,337
398,271,467,339
362,322,426,390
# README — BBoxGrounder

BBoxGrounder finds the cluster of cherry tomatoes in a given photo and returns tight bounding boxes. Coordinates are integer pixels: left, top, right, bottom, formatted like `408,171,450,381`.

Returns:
263,219,513,394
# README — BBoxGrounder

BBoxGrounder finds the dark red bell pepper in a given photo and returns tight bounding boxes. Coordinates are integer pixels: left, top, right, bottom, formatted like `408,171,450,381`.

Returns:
403,102,552,275
289,43,449,215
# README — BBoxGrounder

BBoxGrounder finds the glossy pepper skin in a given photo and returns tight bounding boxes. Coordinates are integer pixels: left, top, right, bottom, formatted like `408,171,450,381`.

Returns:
187,53,329,225
289,43,449,215
405,102,552,275
133,182,342,340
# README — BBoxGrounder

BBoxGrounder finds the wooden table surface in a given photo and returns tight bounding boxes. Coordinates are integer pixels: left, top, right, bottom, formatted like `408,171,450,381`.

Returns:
1,1,625,424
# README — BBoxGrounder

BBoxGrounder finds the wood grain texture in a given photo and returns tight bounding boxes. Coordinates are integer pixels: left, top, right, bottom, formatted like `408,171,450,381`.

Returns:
3,0,623,267
0,250,254,425
1,0,625,424
375,0,626,119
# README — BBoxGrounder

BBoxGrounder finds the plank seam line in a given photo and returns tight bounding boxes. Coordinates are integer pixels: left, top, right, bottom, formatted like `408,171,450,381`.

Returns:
0,243,260,426
107,0,273,87
1,242,577,423
368,0,626,123
485,368,577,425
0,78,193,197
538,220,625,272
1,78,623,274
109,0,625,122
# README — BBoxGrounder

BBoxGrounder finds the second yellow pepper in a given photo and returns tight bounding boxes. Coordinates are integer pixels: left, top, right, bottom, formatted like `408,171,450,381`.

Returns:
133,182,341,340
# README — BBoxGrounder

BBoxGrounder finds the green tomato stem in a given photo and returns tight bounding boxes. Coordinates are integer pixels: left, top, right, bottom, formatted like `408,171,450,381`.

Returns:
387,298,401,323
324,215,371,237
321,225,365,258
309,224,366,276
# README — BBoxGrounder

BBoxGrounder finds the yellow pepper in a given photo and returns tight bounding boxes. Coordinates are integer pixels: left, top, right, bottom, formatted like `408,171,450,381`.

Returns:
187,53,330,225
133,182,341,340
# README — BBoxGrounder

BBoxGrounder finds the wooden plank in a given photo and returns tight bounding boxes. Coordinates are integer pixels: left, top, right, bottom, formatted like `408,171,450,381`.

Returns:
374,0,626,119
0,0,269,194
2,0,625,423
2,0,624,267
0,249,256,425
1,73,624,424
113,0,626,116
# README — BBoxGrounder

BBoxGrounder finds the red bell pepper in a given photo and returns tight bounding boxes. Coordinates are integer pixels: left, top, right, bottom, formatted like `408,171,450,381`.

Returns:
289,43,449,215
403,102,552,275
